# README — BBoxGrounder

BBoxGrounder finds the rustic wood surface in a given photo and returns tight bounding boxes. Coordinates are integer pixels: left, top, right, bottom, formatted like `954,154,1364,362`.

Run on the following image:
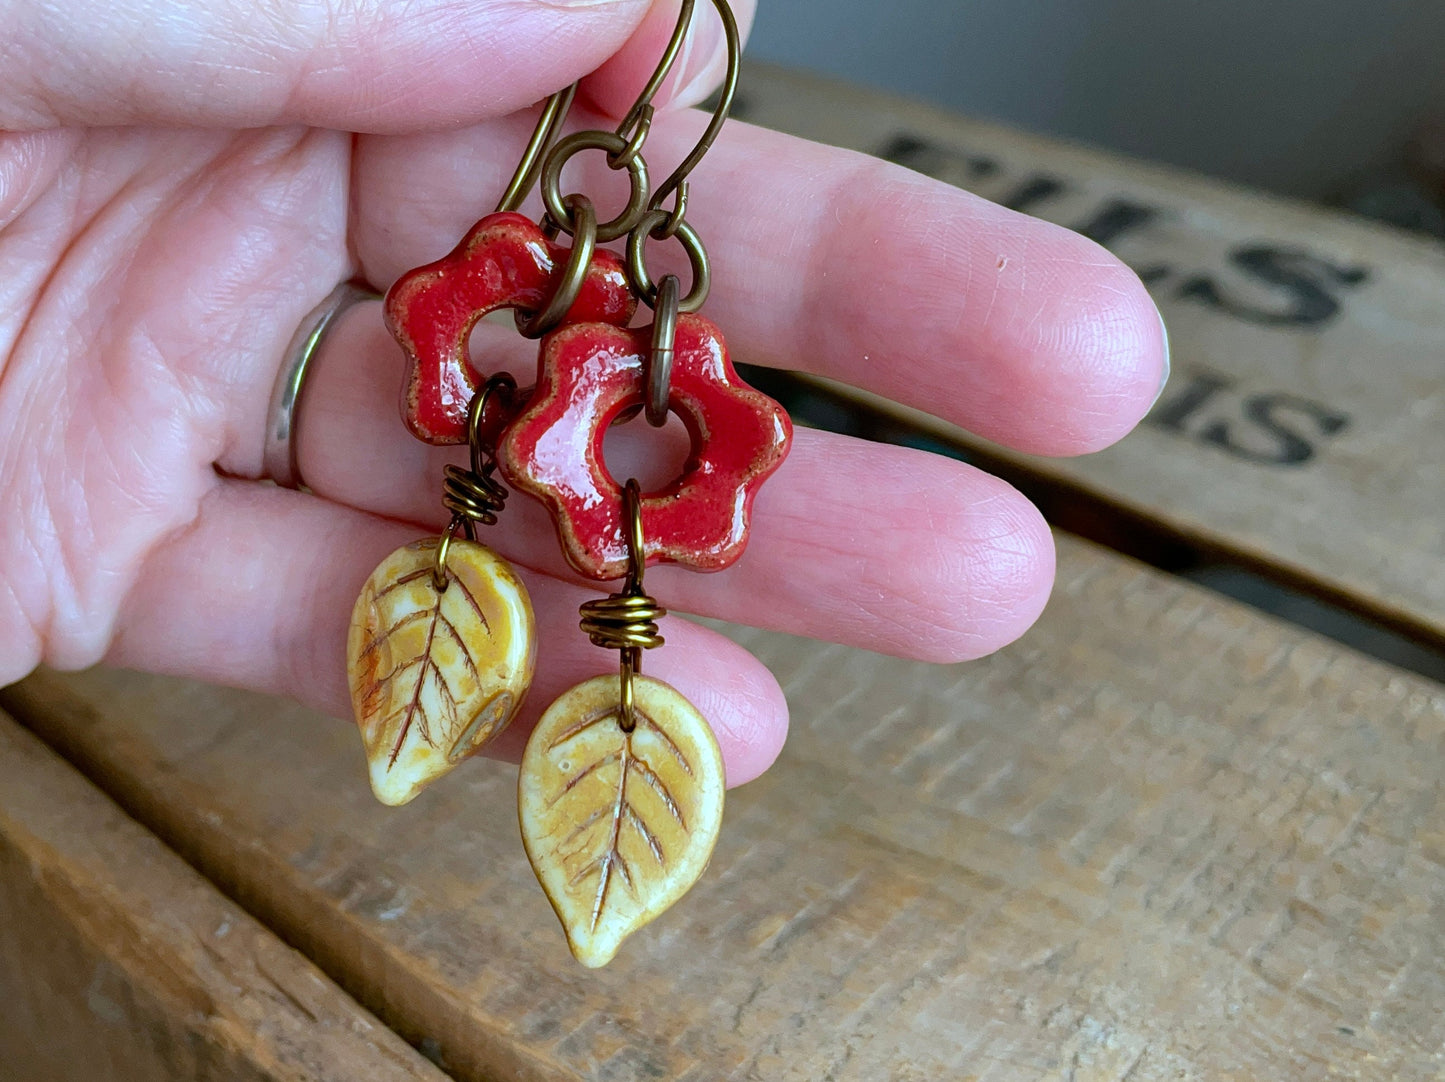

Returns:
736,63,1445,646
0,709,449,1082
6,535,1443,1081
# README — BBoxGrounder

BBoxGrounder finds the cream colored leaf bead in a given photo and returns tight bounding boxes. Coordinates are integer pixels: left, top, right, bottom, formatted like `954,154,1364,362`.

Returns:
520,674,725,968
347,539,535,806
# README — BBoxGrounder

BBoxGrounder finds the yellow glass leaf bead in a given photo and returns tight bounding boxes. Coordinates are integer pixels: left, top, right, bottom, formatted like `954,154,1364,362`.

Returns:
347,538,535,806
520,674,725,968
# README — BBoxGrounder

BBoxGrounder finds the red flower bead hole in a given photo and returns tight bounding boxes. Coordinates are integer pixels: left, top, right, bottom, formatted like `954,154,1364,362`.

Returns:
499,316,793,579
385,213,637,445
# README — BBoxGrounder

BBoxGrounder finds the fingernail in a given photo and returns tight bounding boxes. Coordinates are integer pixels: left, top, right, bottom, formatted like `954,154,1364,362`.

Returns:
1150,304,1172,408
672,4,727,107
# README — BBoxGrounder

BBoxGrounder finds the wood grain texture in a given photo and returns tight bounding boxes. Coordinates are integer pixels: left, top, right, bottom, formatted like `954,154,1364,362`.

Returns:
736,63,1445,644
0,710,448,1082
5,537,1442,1080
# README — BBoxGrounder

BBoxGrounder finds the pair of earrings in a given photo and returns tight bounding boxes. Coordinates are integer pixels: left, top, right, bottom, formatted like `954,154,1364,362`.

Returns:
344,1,792,968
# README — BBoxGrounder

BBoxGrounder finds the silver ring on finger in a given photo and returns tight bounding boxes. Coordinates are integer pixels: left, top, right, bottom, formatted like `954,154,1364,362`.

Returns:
263,279,380,490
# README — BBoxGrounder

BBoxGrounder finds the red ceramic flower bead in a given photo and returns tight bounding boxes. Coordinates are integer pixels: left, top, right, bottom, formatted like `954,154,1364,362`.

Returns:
385,213,637,445
498,316,792,580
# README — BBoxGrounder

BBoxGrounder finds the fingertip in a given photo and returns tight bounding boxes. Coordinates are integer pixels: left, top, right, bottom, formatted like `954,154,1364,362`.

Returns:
957,477,1057,660
649,621,789,788
1021,231,1168,455
859,462,1056,665
822,166,1168,459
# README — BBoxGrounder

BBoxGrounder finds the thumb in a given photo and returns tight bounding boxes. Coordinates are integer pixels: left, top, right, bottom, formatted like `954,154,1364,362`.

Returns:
2,0,653,131
581,0,757,118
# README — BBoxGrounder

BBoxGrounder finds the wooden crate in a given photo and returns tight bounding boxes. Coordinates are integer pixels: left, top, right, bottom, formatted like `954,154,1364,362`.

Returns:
2,63,1442,1081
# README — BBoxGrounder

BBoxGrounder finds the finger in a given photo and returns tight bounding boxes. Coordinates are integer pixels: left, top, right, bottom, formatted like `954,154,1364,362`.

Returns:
582,0,757,116
352,109,1168,457
3,0,693,131
106,479,789,786
289,305,1055,664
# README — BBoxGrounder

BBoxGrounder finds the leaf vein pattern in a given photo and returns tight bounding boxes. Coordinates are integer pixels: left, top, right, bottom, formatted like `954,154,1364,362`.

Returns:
552,750,622,805
623,802,666,864
373,568,432,604
633,758,687,829
591,746,632,930
372,655,424,692
547,706,622,751
387,596,444,768
562,805,609,852
437,612,484,687
358,609,432,661
642,714,693,776
449,575,491,636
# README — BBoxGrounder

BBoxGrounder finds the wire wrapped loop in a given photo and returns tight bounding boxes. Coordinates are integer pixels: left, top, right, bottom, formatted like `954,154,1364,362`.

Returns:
579,593,666,653
442,463,508,531
432,374,519,590
578,480,665,732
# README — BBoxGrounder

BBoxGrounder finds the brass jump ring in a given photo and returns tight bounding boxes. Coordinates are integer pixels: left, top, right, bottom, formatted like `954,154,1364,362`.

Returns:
620,477,648,733
467,372,518,465
515,195,597,340
646,275,679,427
626,210,711,313
541,131,651,243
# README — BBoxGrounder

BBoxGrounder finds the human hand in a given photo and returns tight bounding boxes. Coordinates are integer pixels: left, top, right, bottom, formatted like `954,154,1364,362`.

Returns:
0,0,1167,786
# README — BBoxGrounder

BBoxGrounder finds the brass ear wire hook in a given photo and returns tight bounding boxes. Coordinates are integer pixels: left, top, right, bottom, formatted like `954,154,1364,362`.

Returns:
647,0,741,237
539,0,739,250
620,0,737,308
496,84,579,215
610,0,696,169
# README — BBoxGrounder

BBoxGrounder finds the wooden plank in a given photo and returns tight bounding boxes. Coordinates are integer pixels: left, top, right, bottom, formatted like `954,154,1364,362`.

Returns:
5,536,1443,1080
0,710,448,1082
734,62,1445,645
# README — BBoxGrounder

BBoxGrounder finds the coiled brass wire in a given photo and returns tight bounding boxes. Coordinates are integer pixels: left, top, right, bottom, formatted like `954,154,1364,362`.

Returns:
579,593,666,653
442,462,508,531
578,480,665,732
432,374,519,591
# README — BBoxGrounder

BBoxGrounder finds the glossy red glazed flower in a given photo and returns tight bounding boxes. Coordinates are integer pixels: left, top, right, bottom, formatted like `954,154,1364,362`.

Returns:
499,315,792,579
384,213,636,445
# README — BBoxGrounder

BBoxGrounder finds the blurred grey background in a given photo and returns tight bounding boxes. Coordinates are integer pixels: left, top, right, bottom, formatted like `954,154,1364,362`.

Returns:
747,0,1445,204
